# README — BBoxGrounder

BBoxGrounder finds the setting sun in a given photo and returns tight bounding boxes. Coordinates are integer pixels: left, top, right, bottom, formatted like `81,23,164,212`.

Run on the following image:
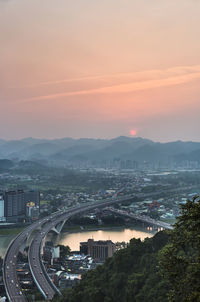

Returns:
130,129,137,136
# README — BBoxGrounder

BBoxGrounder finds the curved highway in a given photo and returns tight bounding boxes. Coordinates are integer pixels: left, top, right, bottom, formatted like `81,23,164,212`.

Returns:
28,202,115,300
3,232,27,302
3,214,64,302
3,199,120,302
3,219,44,302
4,190,177,301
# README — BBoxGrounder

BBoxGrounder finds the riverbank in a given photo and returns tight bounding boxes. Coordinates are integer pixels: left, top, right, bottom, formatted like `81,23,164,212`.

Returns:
0,227,25,236
0,223,156,257
0,222,156,236
48,226,156,251
61,223,156,234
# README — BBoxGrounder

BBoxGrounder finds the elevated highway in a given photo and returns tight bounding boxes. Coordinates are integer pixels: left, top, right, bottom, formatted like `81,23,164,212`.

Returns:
3,219,44,302
4,191,176,301
28,202,121,300
3,213,64,302
4,198,129,302
28,193,175,300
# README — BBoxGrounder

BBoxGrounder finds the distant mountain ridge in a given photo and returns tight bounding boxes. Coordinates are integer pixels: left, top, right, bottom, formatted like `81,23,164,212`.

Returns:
0,136,200,166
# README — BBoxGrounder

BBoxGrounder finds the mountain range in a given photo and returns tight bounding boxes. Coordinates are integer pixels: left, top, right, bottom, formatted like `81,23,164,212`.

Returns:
0,136,199,167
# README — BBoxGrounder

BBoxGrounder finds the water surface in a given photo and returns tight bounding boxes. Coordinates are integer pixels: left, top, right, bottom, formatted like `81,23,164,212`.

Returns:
0,227,156,258
48,227,155,251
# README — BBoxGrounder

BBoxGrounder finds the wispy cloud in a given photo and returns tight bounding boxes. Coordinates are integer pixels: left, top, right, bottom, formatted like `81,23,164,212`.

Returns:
23,65,200,102
18,64,200,88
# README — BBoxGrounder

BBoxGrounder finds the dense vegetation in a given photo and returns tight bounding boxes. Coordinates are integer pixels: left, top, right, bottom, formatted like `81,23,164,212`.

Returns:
56,197,200,302
159,196,200,301
56,231,169,302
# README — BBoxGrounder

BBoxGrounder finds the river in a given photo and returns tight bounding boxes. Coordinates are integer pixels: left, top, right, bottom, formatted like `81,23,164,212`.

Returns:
47,227,156,251
0,227,156,257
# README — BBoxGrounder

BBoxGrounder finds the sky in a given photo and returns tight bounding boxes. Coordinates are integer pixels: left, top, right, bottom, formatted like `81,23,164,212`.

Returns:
0,0,200,142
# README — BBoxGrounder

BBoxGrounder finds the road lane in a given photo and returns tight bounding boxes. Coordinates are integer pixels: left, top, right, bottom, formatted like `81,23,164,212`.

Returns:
4,189,180,301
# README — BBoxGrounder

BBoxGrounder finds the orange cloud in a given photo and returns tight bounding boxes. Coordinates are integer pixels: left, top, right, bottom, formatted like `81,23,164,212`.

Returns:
24,65,200,102
16,64,200,89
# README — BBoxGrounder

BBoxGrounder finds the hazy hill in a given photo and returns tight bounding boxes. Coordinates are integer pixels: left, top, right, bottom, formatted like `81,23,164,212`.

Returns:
51,144,97,160
0,159,14,170
0,137,199,166
174,148,200,163
0,139,6,146
15,142,61,158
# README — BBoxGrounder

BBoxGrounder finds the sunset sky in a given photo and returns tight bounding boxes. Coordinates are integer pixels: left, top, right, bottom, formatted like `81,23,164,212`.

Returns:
1,0,200,141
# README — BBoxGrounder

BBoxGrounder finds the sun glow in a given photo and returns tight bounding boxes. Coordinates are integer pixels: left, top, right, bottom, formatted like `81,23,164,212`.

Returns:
130,129,137,136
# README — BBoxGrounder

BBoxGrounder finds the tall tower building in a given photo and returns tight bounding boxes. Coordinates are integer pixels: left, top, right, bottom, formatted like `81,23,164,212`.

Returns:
0,195,5,222
4,190,25,222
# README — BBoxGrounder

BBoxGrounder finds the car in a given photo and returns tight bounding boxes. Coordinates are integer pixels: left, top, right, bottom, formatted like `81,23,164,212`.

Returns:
11,280,14,283
19,291,22,295
40,272,43,274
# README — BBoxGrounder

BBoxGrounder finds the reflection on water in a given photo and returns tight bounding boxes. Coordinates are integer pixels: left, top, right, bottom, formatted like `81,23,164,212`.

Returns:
48,227,156,251
0,227,156,258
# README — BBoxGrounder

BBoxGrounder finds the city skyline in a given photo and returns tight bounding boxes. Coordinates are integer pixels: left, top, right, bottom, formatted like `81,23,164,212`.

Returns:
1,0,200,142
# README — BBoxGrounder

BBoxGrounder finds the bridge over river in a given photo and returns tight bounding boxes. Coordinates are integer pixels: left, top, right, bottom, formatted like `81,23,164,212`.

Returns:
3,191,176,301
107,207,173,230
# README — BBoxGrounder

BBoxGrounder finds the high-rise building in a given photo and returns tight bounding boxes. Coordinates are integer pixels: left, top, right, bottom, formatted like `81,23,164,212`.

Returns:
4,190,25,222
0,195,5,222
3,189,40,223
80,239,116,261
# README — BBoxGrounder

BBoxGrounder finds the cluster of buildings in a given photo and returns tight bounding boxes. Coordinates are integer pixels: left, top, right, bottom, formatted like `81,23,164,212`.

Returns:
40,189,118,214
123,192,197,222
75,158,200,170
0,190,40,223
42,239,116,290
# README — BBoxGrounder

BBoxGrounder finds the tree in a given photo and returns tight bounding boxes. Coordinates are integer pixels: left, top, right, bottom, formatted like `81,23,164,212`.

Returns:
57,245,71,259
159,196,200,302
54,232,169,302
